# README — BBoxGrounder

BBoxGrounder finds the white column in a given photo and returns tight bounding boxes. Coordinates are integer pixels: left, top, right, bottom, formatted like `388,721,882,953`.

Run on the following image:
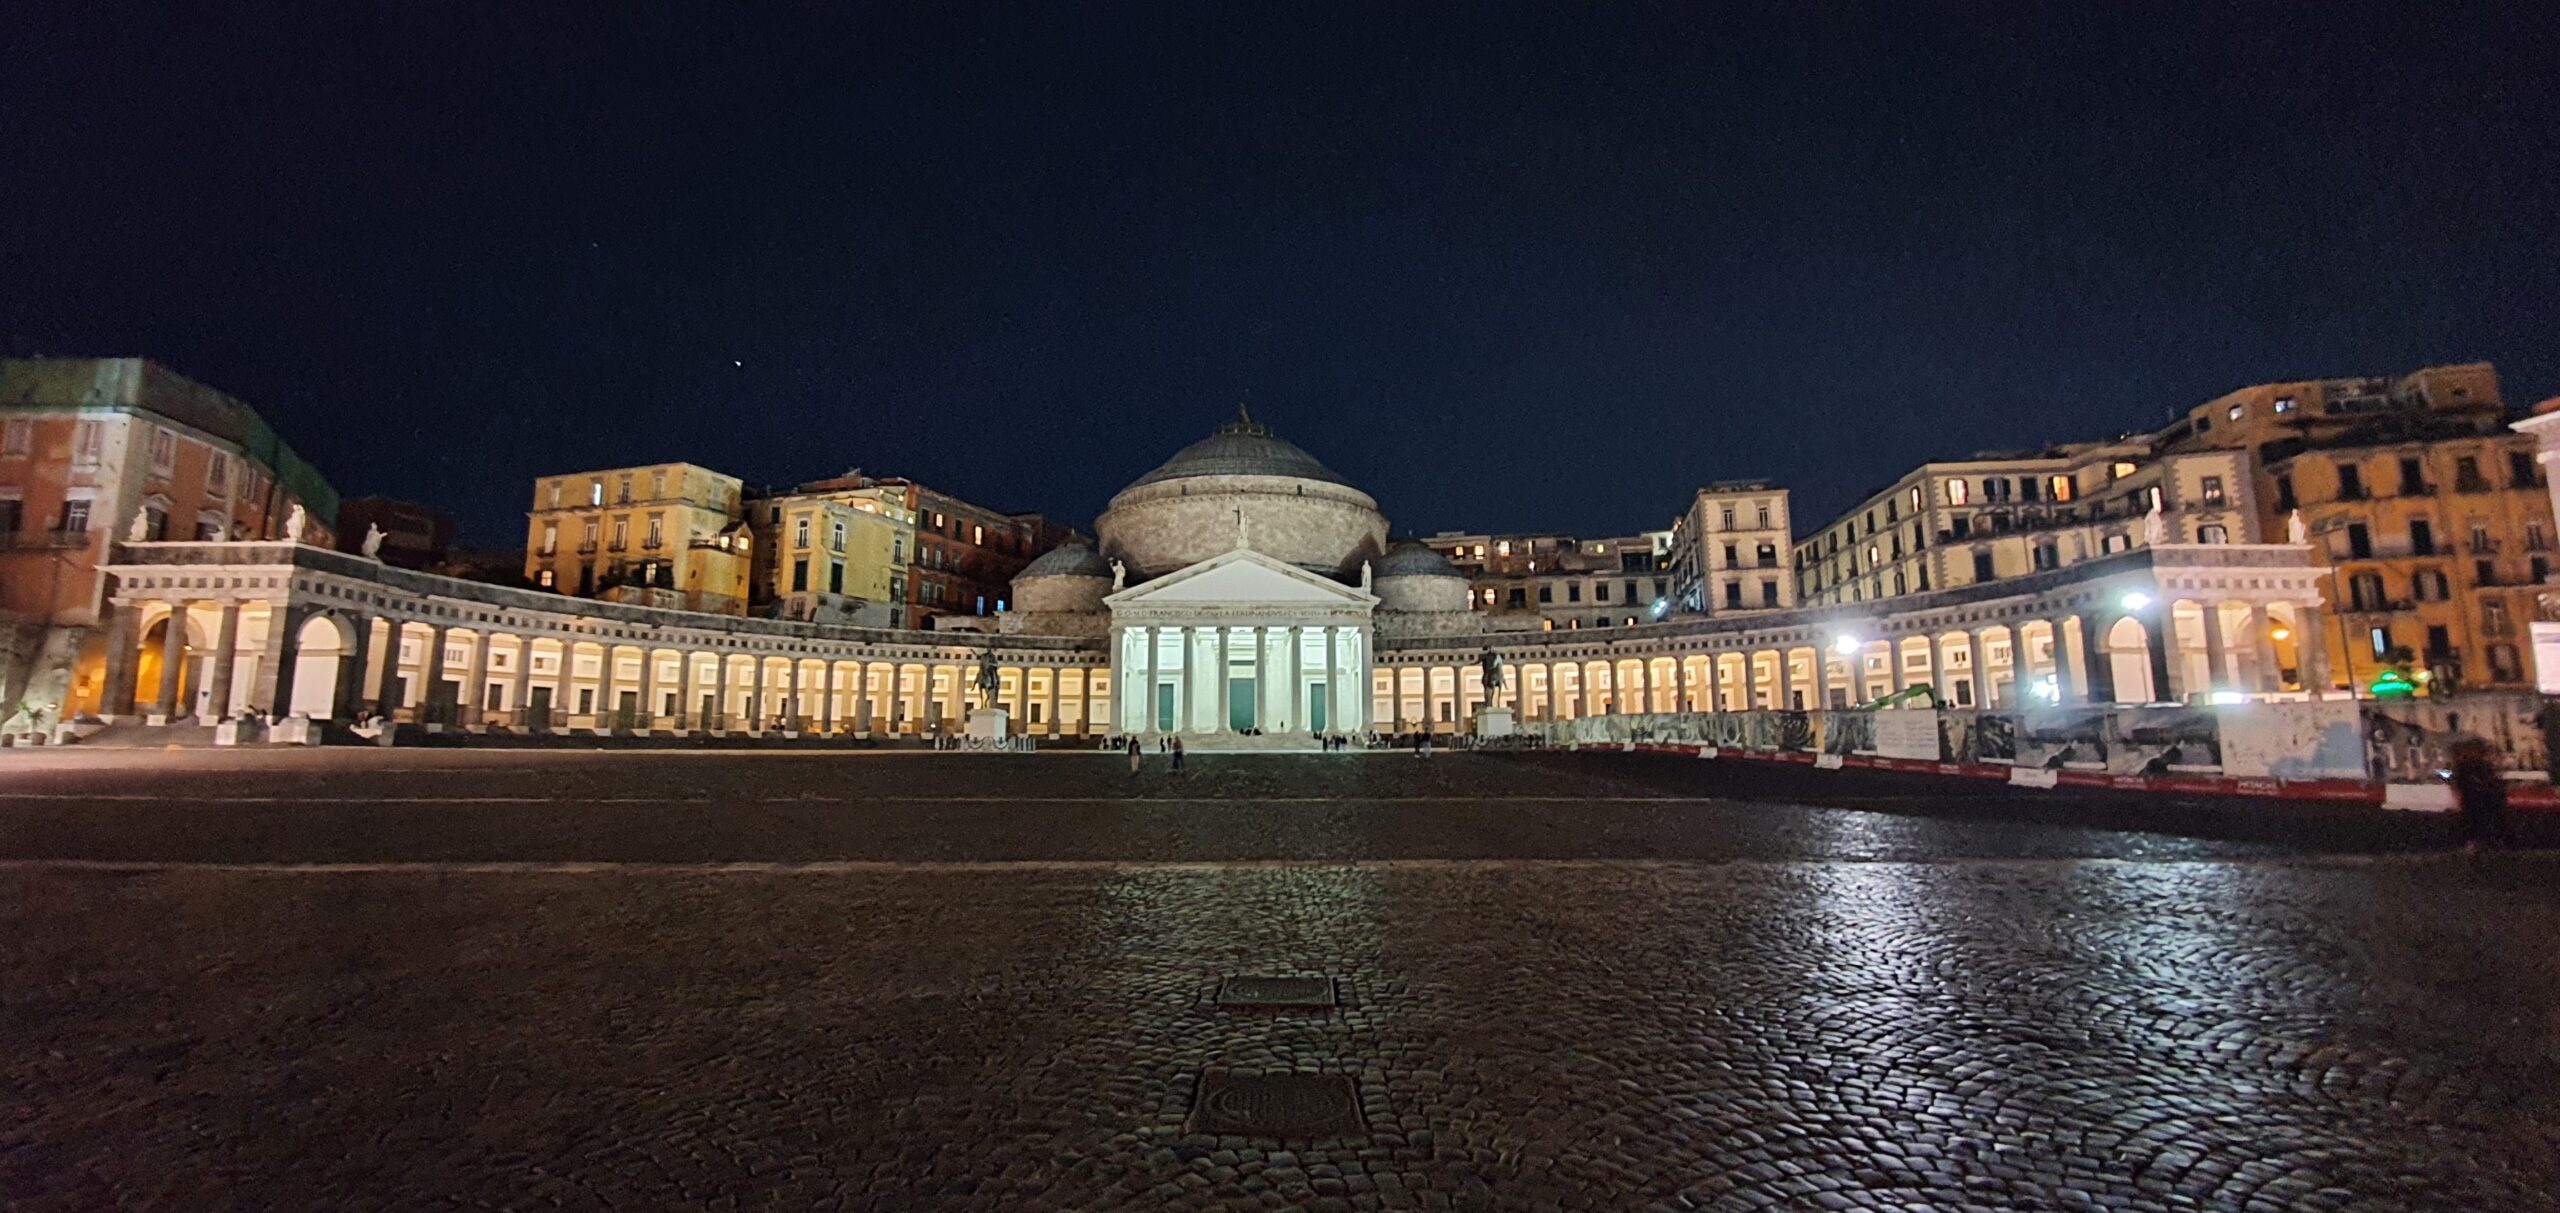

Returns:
2200,605,2229,696
1286,625,1304,732
1216,625,1232,733
1923,635,1943,702
1321,625,1339,733
1252,625,1268,732
2248,605,2281,693
1704,653,1721,712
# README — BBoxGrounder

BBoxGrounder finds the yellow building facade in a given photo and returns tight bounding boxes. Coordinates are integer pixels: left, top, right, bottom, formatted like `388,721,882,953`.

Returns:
747,486,917,628
522,462,752,616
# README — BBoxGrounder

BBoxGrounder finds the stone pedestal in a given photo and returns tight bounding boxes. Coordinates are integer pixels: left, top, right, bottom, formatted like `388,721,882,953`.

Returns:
271,715,321,746
968,707,1010,740
1474,707,1514,739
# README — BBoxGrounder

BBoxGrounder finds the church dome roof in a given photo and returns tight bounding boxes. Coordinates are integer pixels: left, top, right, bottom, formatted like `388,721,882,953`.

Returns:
1123,410,1351,490
1374,540,1463,579
1017,539,1113,578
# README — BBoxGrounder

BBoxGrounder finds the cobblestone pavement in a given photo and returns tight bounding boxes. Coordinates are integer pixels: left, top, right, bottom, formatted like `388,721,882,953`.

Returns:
3,753,2557,1210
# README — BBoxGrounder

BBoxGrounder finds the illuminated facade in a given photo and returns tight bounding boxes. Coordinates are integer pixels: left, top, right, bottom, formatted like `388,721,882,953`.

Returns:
746,483,916,628
0,358,336,729
522,463,753,615
1422,530,1677,631
1666,481,1794,617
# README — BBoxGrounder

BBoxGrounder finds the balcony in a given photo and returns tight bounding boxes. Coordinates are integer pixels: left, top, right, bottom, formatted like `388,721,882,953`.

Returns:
576,541,599,555
0,528,95,550
2399,482,2435,497
2468,536,2501,554
2454,473,2494,494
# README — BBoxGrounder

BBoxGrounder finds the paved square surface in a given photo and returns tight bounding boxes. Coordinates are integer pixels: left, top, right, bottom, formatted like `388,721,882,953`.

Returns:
1,749,2555,1210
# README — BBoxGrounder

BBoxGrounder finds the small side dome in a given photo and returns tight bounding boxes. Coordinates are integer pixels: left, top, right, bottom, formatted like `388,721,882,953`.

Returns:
1373,539,1463,580
1016,539,1113,580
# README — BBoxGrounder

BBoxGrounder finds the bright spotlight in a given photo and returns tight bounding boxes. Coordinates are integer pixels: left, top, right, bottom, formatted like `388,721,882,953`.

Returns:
1832,635,1862,656
2119,591,2153,611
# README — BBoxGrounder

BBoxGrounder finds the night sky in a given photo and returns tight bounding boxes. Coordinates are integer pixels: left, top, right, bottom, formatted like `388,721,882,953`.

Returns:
5,3,2556,547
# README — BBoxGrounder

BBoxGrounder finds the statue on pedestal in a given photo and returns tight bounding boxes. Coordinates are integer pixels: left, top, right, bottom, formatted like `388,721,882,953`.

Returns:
1111,559,1126,591
973,647,1001,707
2141,499,2167,546
1479,647,1506,694
126,506,152,543
283,502,306,543
2287,509,2308,545
1359,560,1373,592
360,524,385,559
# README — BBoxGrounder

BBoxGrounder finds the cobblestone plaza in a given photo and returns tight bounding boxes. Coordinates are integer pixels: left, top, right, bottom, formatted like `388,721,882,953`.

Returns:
2,751,2555,1210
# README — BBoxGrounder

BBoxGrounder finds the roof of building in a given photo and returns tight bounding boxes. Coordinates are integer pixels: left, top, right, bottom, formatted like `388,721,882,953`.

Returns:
0,357,341,517
1017,539,1113,578
1374,539,1464,579
1124,408,1351,490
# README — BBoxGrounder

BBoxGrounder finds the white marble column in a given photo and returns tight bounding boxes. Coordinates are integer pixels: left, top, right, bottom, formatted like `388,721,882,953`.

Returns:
1215,625,1232,733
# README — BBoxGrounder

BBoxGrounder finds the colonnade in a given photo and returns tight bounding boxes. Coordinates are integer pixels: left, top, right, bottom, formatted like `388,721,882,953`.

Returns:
99,597,1112,737
1379,598,2330,732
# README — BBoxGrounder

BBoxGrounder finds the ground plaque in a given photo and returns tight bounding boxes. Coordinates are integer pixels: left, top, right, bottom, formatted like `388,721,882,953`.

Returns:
1216,975,1336,1007
1188,1072,1364,1138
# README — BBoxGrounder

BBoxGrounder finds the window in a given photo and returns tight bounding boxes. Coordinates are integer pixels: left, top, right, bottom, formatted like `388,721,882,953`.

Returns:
1567,583,1582,603
2198,524,2228,544
2019,477,2041,503
651,470,666,498
1756,504,1770,528
2476,559,2499,586
0,419,28,456
2345,523,2372,559
2336,463,2365,500
1507,587,1526,608
1761,581,1778,607
2483,598,2513,636
2454,456,2487,492
1722,543,1738,566
548,482,563,508
1946,479,1969,505
147,427,176,473
831,521,846,550
2369,626,2391,657
580,520,598,551
1724,583,1742,608
1538,585,1552,604
1972,551,1995,582
72,420,101,467
1595,582,1610,603
2199,475,2224,506
538,569,555,588
2102,533,2131,553
2273,395,2296,414
2032,542,2058,571
2398,457,2429,496
2274,474,2296,512
540,522,558,554
204,452,230,497
2424,625,2454,659
2470,522,2492,553
2348,571,2387,611
60,498,90,534
1720,506,1735,529
972,523,984,545
2512,451,2541,488
645,515,662,549
2490,643,2523,681
590,480,604,506
1907,485,1922,511
1624,579,1638,601
2409,519,2435,556
617,475,633,504
2111,461,2137,480
794,518,810,548
2228,403,2245,420
1496,540,1511,557
610,517,628,550
829,561,844,594
2536,557,2551,583
2412,569,2450,601
2530,524,2552,552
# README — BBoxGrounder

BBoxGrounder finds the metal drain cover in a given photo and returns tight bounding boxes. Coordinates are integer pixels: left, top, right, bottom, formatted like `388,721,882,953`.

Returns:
1189,1072,1364,1138
1216,975,1336,1007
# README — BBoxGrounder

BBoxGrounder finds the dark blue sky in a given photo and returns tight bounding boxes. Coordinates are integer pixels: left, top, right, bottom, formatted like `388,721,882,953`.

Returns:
5,3,2555,546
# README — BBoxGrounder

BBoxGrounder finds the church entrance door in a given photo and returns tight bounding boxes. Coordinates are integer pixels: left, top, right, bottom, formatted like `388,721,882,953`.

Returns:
1228,678,1256,733
1306,685,1328,734
1154,682,1177,732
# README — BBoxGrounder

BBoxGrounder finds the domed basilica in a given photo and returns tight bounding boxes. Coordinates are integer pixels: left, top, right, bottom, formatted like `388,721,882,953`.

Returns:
1003,409,1480,737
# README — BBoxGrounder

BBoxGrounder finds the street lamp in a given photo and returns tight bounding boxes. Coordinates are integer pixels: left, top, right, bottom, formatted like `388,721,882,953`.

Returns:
2119,591,2153,611
1832,634,1862,656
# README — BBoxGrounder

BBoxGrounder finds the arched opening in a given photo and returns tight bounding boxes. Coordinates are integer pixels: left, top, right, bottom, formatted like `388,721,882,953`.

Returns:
133,610,204,714
2106,616,2156,704
285,614,351,718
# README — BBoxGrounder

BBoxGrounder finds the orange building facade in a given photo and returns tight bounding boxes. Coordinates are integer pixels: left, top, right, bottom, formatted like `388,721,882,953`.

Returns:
0,358,337,730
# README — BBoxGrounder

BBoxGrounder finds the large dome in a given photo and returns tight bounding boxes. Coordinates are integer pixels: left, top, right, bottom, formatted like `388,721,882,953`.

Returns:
1016,539,1112,579
1373,540,1463,580
1123,413,1352,489
1096,409,1388,580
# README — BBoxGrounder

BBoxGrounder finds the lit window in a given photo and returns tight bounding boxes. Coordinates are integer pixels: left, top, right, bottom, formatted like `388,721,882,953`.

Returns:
1474,545,1486,558
2273,396,2296,414
973,524,984,545
2111,461,2136,480
1496,540,1511,557
1946,479,1969,505
2228,404,2245,421
1908,485,1922,510
795,518,811,548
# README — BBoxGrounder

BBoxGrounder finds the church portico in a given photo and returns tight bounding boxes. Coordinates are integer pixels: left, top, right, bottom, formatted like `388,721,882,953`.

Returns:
1104,549,1374,739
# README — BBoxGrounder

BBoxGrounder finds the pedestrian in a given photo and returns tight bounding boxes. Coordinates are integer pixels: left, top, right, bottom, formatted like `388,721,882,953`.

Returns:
1171,736,1186,773
1127,735,1142,775
2449,736,2510,853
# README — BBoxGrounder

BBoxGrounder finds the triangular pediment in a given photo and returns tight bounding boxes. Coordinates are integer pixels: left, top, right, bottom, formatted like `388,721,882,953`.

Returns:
1106,548,1376,608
